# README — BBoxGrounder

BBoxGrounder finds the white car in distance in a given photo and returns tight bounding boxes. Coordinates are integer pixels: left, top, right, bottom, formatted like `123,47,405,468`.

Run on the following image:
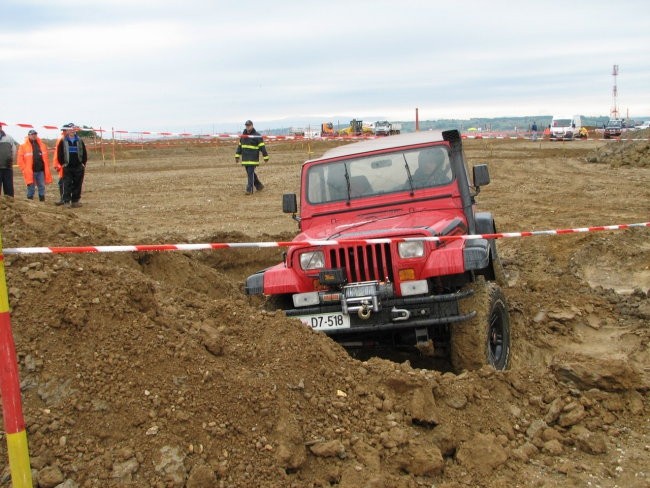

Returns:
634,120,650,130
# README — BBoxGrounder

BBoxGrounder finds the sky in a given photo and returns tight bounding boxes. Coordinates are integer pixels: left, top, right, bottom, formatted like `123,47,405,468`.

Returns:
1,0,649,138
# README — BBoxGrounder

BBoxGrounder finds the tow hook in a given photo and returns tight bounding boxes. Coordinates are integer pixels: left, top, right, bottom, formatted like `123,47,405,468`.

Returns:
391,307,410,321
358,303,372,320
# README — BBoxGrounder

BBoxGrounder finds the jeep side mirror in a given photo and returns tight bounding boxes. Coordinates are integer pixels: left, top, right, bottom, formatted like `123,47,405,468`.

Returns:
283,193,297,213
473,164,490,187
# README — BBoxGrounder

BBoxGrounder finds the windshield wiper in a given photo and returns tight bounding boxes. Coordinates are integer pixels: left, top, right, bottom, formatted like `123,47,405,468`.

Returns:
344,163,352,204
403,154,414,196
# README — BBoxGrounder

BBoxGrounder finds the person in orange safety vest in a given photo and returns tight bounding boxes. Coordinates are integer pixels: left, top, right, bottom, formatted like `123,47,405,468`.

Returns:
17,129,52,201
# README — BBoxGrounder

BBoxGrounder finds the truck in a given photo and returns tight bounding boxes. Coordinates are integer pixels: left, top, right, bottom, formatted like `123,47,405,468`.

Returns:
603,119,624,139
374,120,402,136
634,120,650,130
321,122,338,137
289,127,305,137
549,115,582,141
245,130,511,372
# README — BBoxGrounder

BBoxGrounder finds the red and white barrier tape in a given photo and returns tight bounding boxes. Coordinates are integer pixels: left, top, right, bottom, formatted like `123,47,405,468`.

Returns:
0,121,197,138
0,121,374,141
3,121,647,142
2,222,648,256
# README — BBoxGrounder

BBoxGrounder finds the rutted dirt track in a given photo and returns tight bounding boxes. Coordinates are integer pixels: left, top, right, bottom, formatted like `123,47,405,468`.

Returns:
0,135,649,487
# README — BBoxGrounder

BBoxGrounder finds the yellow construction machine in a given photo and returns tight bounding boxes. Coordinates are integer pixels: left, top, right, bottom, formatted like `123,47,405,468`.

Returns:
339,119,374,136
321,122,338,137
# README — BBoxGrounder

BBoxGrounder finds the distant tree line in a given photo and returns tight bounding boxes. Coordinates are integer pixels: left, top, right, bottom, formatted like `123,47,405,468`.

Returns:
271,116,615,136
393,116,612,133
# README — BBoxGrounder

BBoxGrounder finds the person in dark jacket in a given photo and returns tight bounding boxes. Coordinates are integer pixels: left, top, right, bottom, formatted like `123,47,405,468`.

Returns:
235,120,268,195
56,123,88,208
0,126,17,197
51,129,66,205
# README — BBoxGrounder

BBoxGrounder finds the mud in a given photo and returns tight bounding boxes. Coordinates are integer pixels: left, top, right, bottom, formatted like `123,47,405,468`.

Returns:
0,135,648,487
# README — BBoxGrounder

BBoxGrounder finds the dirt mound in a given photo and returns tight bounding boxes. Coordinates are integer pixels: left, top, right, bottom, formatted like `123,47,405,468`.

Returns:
585,130,650,167
1,138,649,487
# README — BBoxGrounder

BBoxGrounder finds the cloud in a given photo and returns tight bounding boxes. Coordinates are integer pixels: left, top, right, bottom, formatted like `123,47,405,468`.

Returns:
1,0,649,134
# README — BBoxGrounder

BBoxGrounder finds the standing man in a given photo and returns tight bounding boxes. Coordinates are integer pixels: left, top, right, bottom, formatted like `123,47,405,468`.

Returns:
531,121,538,141
17,129,52,201
235,120,268,195
56,123,87,208
0,125,17,198
52,128,66,205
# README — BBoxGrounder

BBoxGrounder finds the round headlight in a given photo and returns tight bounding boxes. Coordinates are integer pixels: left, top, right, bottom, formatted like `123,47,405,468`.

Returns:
398,241,425,258
300,250,325,270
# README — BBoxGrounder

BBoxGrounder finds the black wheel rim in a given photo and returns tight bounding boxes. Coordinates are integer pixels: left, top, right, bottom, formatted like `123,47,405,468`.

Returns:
488,305,506,367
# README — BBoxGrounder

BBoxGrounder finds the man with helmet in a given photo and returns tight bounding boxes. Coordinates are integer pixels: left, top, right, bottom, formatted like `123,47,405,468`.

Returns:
235,120,268,195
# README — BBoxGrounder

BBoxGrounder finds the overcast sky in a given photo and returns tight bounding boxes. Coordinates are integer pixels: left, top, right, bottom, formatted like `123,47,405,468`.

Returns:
1,0,649,137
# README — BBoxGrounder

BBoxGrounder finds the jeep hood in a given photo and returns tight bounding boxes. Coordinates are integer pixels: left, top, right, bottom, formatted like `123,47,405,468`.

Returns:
294,211,467,242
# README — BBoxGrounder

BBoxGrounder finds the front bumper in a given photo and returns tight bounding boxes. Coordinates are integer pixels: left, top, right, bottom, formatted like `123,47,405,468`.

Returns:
285,287,475,335
550,132,573,140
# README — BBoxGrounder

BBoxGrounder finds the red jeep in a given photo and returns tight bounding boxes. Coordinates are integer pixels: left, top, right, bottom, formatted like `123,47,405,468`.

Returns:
246,130,510,371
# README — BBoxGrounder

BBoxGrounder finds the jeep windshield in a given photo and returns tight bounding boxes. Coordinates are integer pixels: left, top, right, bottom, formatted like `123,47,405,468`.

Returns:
306,146,453,204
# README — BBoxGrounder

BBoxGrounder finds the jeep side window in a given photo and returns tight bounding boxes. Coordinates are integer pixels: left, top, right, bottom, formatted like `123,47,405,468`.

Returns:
307,166,327,203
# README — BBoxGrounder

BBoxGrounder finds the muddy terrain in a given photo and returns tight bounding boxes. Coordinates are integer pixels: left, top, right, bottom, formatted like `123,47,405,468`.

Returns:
0,133,648,487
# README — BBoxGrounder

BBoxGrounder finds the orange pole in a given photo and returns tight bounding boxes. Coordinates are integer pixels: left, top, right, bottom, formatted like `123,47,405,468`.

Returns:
0,231,33,487
100,127,105,167
415,108,419,132
112,127,116,169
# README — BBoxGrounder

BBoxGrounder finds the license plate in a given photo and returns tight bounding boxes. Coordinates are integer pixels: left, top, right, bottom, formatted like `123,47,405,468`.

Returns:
297,312,350,331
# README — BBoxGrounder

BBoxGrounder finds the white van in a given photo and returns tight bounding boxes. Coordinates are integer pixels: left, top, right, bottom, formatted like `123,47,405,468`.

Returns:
550,115,582,140
634,120,650,130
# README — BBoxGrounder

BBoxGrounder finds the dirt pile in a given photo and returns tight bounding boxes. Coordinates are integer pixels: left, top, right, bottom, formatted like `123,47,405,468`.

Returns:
0,137,648,487
585,129,650,167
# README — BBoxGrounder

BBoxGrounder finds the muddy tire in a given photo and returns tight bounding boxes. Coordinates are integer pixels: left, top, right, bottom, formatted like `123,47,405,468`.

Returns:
451,278,510,372
491,247,508,288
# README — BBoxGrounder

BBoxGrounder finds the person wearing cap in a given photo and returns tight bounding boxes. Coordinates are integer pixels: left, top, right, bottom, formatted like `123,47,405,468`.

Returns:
17,129,52,201
0,125,18,198
235,120,268,195
56,123,88,208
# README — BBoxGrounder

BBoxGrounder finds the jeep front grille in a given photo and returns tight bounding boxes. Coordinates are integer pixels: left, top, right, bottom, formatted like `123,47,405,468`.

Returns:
328,243,394,283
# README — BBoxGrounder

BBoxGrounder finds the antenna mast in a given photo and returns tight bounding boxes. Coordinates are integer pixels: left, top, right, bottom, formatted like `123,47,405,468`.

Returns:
610,65,619,119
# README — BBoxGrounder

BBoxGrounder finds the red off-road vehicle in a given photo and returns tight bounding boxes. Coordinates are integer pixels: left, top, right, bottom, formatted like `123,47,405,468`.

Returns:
246,130,510,371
